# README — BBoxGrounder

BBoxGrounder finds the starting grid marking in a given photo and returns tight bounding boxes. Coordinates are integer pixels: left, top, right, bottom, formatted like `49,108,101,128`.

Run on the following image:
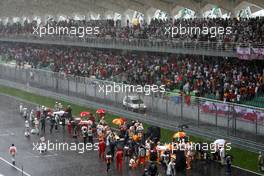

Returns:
0,156,32,176
0,129,15,137
24,151,58,159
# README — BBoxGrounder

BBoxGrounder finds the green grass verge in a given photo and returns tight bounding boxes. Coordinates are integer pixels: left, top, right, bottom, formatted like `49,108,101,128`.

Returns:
0,85,260,173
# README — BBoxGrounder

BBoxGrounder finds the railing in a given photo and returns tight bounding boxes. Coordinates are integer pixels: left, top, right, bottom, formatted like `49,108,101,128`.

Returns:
0,33,254,56
0,63,263,143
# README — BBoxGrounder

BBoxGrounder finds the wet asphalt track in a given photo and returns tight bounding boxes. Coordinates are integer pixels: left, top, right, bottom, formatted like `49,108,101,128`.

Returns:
0,94,261,176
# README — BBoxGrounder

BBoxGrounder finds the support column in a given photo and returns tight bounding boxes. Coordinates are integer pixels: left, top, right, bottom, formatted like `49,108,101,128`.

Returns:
195,10,203,18
85,12,92,21
90,11,101,20
121,9,134,27
229,10,236,18
144,7,156,24
170,6,183,20
103,11,115,20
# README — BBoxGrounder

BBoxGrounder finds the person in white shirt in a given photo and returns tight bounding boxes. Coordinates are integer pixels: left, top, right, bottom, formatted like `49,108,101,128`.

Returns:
19,104,23,115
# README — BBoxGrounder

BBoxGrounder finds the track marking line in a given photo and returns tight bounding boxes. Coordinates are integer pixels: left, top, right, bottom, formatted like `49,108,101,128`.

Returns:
24,151,58,159
232,165,263,176
0,133,10,137
0,156,32,176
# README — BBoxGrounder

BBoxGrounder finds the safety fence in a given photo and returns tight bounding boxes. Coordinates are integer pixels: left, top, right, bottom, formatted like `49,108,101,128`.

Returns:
0,34,245,57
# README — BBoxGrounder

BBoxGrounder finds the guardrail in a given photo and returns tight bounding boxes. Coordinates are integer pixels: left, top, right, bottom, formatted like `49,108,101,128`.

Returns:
0,34,250,57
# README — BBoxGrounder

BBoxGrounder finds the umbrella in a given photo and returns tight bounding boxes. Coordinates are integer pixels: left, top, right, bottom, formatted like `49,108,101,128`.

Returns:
132,134,140,142
87,120,93,125
79,120,92,126
80,111,90,117
112,118,125,126
96,108,106,114
173,131,186,138
157,145,167,151
214,139,226,145
53,111,65,116
119,117,127,122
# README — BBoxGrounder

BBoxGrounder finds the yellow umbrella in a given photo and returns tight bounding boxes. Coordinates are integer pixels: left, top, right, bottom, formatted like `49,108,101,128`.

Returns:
132,134,140,142
173,131,186,138
112,118,124,126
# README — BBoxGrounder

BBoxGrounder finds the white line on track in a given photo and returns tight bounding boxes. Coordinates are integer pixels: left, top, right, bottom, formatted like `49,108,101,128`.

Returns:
0,156,32,176
232,165,263,176
24,151,58,159
0,133,10,137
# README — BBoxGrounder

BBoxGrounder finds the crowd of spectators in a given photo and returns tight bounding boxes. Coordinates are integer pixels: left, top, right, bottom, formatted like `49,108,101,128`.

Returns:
0,43,263,103
0,17,263,44
0,43,136,80
124,54,264,103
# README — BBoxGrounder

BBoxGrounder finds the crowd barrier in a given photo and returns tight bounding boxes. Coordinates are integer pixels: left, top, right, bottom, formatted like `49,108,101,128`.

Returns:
0,34,244,57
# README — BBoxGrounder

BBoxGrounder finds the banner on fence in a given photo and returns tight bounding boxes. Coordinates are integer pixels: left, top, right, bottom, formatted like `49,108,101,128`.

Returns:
201,101,264,124
237,47,264,60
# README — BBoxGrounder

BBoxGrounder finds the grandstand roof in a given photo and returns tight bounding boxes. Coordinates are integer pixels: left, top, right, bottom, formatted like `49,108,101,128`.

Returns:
0,0,263,19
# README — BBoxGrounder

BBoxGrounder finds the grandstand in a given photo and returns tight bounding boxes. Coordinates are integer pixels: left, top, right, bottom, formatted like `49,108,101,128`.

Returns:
0,0,264,175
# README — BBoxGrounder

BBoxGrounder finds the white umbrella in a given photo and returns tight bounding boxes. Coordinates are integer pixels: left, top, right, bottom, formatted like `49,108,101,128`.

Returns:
214,139,226,145
157,145,167,151
87,120,93,125
52,111,65,116
79,120,92,125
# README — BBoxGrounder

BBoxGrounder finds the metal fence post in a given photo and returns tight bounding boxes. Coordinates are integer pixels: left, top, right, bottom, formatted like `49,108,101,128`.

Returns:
94,82,96,98
26,68,29,89
213,103,218,129
84,78,87,97
234,107,237,136
232,104,236,135
14,66,17,81
67,77,70,96
197,98,200,127
180,95,183,120
139,93,141,111
255,111,258,137
126,88,129,111
104,82,106,100
75,76,78,94
227,104,230,136
166,96,168,118
114,91,117,105
151,92,154,113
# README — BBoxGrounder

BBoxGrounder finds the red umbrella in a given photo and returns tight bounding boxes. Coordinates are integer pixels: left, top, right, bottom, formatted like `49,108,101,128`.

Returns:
96,108,106,114
80,111,90,117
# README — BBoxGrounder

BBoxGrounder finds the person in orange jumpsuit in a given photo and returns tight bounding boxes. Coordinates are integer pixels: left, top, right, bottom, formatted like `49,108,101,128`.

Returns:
98,139,106,159
115,148,123,172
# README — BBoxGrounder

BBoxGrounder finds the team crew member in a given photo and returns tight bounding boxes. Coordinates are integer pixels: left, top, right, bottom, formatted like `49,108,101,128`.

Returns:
98,139,106,159
9,144,17,165
115,148,123,172
106,151,112,173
